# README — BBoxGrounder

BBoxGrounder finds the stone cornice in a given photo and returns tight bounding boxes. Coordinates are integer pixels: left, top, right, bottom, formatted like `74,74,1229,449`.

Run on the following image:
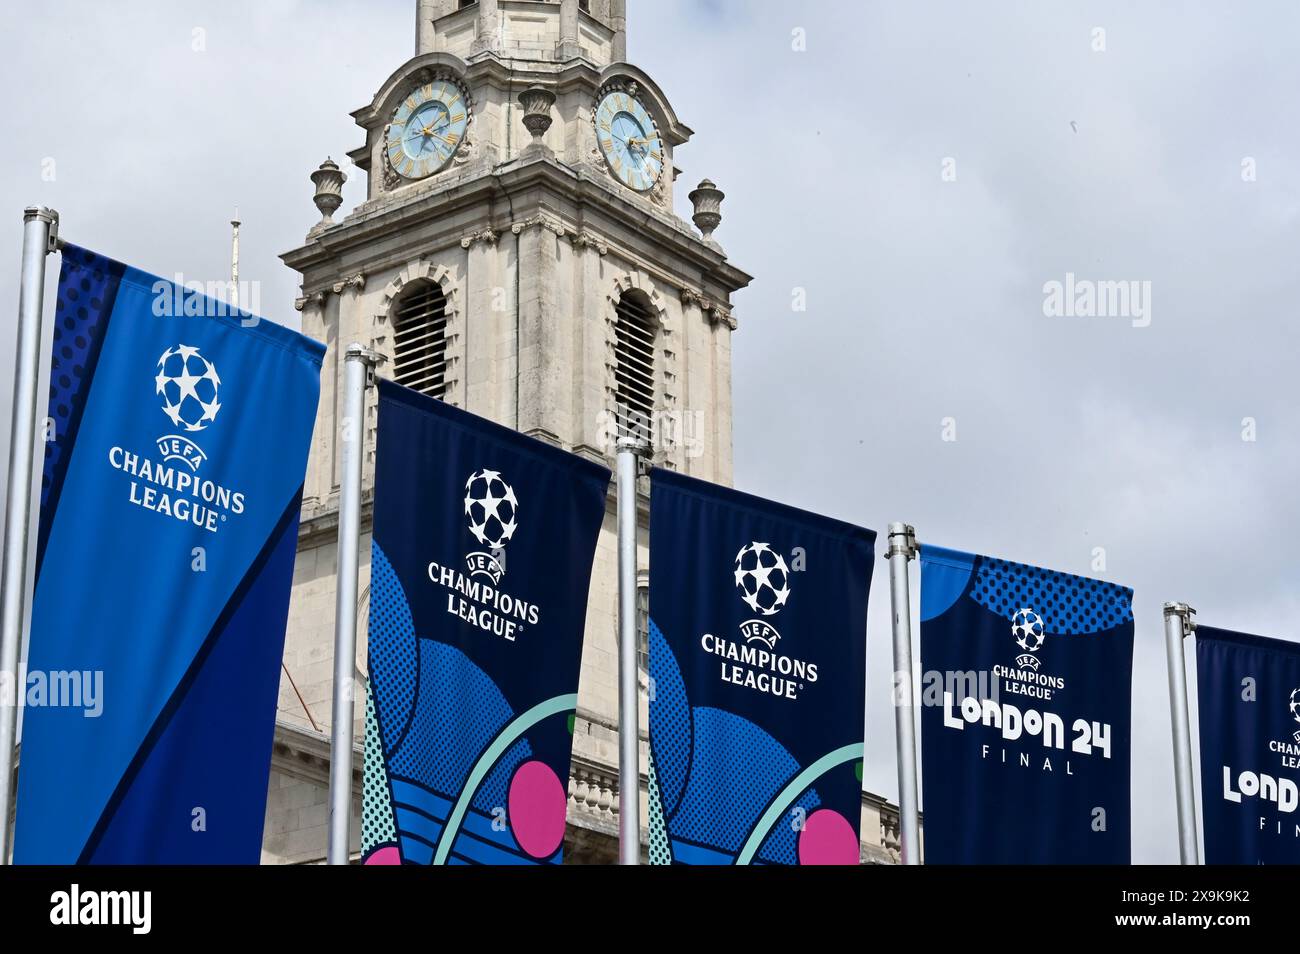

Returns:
271,720,361,795
281,152,752,298
680,287,738,330
295,272,367,311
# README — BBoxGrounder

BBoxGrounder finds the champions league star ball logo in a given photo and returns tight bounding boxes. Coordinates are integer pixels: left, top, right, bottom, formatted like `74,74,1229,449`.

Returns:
1012,608,1045,671
735,543,791,617
155,345,220,472
463,470,518,582
156,345,221,432
465,470,519,548
1289,688,1300,742
734,542,792,649
430,469,539,642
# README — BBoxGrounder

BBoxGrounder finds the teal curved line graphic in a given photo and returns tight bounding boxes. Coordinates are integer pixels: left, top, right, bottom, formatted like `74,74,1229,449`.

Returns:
432,692,578,865
734,742,863,865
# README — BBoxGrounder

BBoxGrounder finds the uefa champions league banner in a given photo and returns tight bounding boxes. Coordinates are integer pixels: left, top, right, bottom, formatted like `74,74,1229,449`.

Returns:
919,546,1134,863
13,245,323,863
362,380,609,865
1196,627,1300,864
647,469,875,865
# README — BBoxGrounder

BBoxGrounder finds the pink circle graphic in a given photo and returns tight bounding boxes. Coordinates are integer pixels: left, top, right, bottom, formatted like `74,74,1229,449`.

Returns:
508,760,568,859
797,809,859,865
364,845,401,865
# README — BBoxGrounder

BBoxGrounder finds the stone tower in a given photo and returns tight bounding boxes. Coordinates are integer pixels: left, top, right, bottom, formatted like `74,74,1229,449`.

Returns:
261,0,752,863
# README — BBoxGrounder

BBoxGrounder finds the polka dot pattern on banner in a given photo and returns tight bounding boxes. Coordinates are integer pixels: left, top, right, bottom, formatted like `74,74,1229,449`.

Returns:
361,690,397,854
41,246,121,515
971,556,1133,635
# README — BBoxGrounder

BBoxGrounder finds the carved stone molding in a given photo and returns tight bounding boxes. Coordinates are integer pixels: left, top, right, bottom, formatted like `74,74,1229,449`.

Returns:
679,287,738,330
459,227,498,249
611,271,668,325
510,213,566,239
572,230,609,255
293,290,328,312
710,303,738,330
331,272,366,295
293,273,366,312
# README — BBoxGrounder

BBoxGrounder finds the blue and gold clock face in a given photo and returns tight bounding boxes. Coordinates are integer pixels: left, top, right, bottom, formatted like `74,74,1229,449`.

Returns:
386,80,469,180
594,91,665,193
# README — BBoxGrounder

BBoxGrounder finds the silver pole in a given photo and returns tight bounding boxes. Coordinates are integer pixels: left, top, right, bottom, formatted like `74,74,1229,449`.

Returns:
0,207,58,864
615,437,643,864
327,343,382,865
1163,601,1199,865
886,522,921,864
229,210,240,311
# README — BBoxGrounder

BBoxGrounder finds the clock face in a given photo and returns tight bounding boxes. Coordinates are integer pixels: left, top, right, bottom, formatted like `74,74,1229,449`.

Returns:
593,90,665,193
385,80,469,180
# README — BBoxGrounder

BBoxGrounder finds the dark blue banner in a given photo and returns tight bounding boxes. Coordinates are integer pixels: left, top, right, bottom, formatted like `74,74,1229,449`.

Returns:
14,245,323,863
1196,626,1300,864
919,546,1133,863
647,469,876,865
361,379,610,865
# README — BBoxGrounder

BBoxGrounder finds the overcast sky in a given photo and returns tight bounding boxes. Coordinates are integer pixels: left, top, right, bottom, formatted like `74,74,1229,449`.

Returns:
2,1,1298,864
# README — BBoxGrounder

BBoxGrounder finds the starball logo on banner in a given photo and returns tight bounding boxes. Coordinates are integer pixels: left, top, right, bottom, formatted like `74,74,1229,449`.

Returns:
102,344,250,534
705,542,819,701
421,468,540,642
1196,626,1300,864
648,469,875,865
362,380,608,866
919,546,1134,864
15,245,323,864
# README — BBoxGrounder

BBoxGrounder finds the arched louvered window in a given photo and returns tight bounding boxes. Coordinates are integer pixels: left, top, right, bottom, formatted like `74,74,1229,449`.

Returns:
613,290,657,441
391,280,449,399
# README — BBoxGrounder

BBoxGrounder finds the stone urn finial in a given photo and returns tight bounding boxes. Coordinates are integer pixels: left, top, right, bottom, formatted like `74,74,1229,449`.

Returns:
689,178,724,245
518,87,556,150
310,157,346,229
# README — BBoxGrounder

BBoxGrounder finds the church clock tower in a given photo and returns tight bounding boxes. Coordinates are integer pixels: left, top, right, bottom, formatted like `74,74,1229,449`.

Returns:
265,0,751,863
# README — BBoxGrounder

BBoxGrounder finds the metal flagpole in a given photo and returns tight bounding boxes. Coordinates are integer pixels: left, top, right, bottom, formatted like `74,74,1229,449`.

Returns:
615,436,644,864
0,207,59,864
1163,601,1200,865
886,522,921,864
327,343,383,865
229,209,240,311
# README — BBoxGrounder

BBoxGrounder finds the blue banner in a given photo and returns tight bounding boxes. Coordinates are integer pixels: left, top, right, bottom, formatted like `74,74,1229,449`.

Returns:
14,245,323,863
1196,626,1300,864
647,470,876,865
361,380,610,865
919,546,1133,863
